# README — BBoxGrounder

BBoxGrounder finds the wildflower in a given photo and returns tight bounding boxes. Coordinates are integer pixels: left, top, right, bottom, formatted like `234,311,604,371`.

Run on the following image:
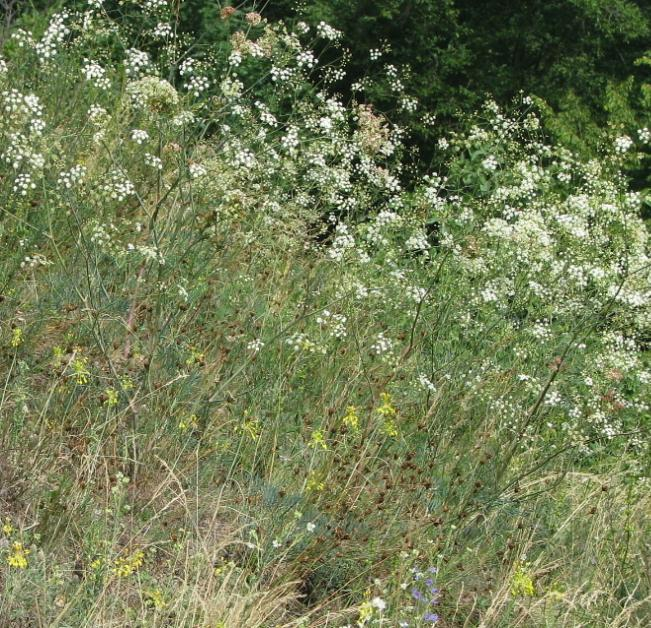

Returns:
7,542,30,569
72,355,90,385
178,414,198,431
358,601,374,625
309,429,328,450
130,129,149,144
10,327,23,348
112,549,145,577
144,152,163,170
371,596,386,611
126,76,178,112
245,12,262,26
247,338,264,354
613,135,633,154
511,562,536,597
2,520,14,536
377,393,397,417
306,471,325,492
306,522,316,533
342,405,360,432
145,588,166,609
103,387,118,407
482,155,498,171
239,416,261,441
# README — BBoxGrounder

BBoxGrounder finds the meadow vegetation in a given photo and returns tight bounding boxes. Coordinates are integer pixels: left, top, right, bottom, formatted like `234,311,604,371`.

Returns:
0,2,649,626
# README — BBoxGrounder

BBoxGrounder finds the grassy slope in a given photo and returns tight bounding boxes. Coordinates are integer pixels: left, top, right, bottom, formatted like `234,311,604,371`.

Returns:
0,7,650,628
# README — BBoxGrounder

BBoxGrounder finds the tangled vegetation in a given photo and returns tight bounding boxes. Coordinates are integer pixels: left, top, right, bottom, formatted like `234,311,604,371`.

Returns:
0,2,649,626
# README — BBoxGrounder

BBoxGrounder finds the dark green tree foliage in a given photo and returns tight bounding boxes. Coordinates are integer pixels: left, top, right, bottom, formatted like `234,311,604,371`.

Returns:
261,0,650,161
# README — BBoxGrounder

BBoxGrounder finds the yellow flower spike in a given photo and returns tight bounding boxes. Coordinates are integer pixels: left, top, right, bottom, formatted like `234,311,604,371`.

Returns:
376,392,396,417
7,542,30,569
112,549,145,577
376,393,399,437
104,387,119,407
145,588,166,610
306,471,326,492
2,520,14,536
342,405,360,432
239,416,261,441
178,414,198,431
309,429,328,450
357,600,374,625
511,561,536,597
52,345,65,366
72,355,90,385
382,418,399,438
10,327,23,348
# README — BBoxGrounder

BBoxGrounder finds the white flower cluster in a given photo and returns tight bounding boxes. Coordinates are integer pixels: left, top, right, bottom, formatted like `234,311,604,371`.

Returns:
152,22,173,40
370,332,394,358
126,77,179,112
35,11,69,62
99,171,136,202
613,135,633,154
247,339,264,354
186,75,210,97
88,104,108,124
316,310,348,339
144,0,168,13
12,173,36,196
328,224,356,261
316,21,342,41
144,153,163,170
286,333,326,354
2,132,45,170
125,49,152,78
189,163,207,179
172,110,195,127
82,59,110,90
130,129,149,144
2,89,46,135
57,165,87,189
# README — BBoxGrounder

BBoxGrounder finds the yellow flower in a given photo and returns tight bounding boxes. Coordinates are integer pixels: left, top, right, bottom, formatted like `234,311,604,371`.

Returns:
342,405,360,432
178,414,198,431
357,600,374,625
72,355,90,385
306,471,325,492
185,347,204,366
112,549,145,577
511,562,536,597
309,429,328,450
145,588,166,610
104,387,119,406
10,327,23,348
377,393,399,437
382,418,399,438
2,520,14,536
376,392,396,417
52,345,65,366
239,416,261,441
7,542,30,569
